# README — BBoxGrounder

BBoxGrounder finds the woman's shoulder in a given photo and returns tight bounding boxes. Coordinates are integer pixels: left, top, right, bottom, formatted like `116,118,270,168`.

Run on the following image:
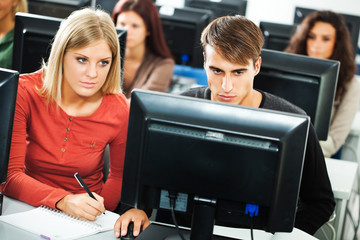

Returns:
18,70,43,94
103,93,130,111
349,75,360,88
344,75,360,99
19,70,43,86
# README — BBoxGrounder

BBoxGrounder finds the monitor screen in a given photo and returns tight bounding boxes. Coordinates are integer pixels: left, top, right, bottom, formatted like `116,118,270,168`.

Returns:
260,21,297,51
12,12,127,84
28,0,91,18
254,49,339,140
121,89,310,238
185,0,247,20
293,7,360,57
12,13,62,74
0,68,19,184
157,5,212,68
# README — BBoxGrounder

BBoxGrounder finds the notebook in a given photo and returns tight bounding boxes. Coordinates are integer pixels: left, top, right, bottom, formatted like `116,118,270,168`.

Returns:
0,205,120,240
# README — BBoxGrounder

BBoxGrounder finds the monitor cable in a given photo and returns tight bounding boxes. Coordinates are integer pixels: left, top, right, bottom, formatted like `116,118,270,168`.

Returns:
250,217,254,240
245,204,259,240
169,192,187,240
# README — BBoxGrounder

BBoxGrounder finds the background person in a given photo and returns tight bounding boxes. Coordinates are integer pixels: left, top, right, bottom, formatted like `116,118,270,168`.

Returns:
112,0,174,98
0,0,27,69
0,8,149,238
285,10,360,158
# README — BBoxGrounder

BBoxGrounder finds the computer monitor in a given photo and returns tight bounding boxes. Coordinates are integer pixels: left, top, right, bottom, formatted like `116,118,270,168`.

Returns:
157,5,212,68
12,13,62,74
260,21,297,51
12,12,127,83
254,49,339,140
293,7,360,57
93,0,118,15
185,0,247,20
0,68,19,184
28,0,91,18
121,89,310,239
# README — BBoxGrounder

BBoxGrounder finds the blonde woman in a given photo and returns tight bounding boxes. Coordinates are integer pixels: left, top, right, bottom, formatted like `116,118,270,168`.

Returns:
1,8,149,237
0,0,28,69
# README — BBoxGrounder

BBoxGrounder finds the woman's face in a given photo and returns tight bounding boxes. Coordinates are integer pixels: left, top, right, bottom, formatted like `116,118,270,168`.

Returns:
306,21,336,59
62,39,112,100
0,0,17,23
116,10,148,49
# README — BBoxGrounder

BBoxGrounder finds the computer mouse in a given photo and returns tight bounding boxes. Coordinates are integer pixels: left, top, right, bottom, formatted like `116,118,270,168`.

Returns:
120,222,135,240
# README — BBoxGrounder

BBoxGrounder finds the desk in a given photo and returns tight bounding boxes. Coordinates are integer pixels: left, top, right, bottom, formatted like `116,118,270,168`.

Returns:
1,196,118,240
1,196,317,240
325,158,358,240
1,158,355,240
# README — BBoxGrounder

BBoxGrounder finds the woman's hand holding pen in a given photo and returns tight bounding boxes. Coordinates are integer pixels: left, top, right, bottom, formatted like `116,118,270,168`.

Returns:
55,193,106,221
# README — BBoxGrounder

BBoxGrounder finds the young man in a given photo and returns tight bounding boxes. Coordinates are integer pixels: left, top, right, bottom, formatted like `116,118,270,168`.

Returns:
181,15,335,235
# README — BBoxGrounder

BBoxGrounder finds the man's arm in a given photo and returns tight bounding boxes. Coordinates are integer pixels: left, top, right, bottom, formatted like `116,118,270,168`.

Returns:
295,124,336,235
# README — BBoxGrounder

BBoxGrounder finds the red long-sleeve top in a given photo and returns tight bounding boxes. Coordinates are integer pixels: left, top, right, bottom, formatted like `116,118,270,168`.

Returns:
2,70,129,211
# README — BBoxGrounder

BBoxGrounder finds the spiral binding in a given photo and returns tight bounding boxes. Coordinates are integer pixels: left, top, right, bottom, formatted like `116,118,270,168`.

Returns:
39,205,102,231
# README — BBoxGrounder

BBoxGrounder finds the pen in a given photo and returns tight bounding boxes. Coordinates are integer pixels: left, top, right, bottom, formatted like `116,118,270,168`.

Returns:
74,172,105,214
40,234,51,240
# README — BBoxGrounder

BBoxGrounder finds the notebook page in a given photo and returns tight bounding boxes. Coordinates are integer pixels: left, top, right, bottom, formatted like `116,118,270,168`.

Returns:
94,210,120,231
0,206,119,240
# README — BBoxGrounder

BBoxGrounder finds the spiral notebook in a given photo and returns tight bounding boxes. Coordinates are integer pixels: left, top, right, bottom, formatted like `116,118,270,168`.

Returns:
0,205,120,239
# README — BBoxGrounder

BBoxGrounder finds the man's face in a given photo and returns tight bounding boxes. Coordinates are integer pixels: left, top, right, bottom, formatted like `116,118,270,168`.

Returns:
203,45,261,107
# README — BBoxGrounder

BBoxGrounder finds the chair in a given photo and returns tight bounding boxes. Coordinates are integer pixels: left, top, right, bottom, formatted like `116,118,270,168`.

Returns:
0,68,19,215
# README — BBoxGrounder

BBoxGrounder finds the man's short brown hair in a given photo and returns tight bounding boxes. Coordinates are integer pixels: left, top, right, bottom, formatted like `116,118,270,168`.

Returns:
201,15,264,66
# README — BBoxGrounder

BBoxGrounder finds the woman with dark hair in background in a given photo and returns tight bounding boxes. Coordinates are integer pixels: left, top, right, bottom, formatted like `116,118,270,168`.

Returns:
285,10,360,158
112,0,174,98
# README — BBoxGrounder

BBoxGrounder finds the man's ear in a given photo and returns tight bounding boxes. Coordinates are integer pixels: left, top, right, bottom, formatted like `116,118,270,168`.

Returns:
254,57,262,76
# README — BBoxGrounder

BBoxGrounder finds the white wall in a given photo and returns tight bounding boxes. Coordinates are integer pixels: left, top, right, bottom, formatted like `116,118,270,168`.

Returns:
246,0,360,26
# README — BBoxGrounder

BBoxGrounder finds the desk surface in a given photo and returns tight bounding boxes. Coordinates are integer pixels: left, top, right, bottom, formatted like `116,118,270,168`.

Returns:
1,158,356,240
1,196,318,240
325,158,358,200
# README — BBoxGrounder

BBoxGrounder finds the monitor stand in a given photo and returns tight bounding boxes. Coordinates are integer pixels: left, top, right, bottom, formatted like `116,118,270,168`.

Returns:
136,223,240,240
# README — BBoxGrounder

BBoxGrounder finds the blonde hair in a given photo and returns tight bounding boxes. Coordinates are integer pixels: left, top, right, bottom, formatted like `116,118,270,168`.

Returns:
41,8,122,103
16,0,28,13
12,0,28,18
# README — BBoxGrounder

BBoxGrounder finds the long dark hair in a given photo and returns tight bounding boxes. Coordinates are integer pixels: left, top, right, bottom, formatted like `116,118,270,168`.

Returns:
112,0,173,59
285,11,357,100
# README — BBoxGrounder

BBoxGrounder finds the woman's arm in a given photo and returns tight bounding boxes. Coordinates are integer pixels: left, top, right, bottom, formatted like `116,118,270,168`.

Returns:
100,95,130,210
295,125,336,234
140,58,175,93
320,76,360,157
2,78,71,209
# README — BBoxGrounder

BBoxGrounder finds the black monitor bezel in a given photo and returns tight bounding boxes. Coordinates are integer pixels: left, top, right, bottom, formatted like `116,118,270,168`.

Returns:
254,49,339,140
259,21,297,51
12,12,62,74
185,0,247,19
0,68,19,184
157,5,212,68
28,0,91,18
121,89,310,234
